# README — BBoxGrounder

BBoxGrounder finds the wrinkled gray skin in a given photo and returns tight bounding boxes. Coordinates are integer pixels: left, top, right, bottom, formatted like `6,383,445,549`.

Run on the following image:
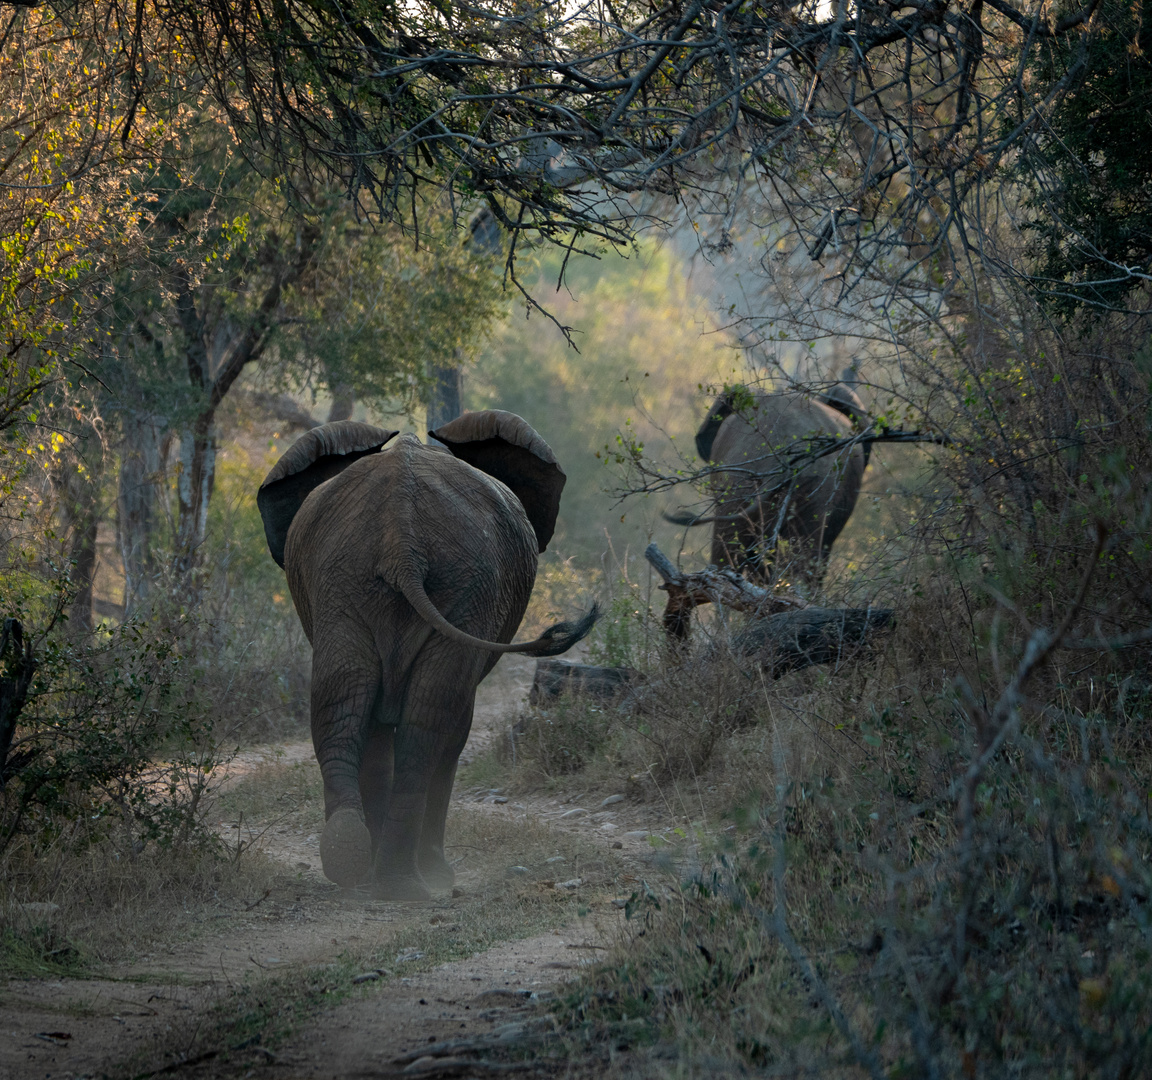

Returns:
258,413,596,900
669,372,870,584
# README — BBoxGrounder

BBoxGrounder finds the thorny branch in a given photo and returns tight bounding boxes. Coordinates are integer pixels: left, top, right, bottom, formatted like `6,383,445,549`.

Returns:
166,0,1112,294
617,426,954,507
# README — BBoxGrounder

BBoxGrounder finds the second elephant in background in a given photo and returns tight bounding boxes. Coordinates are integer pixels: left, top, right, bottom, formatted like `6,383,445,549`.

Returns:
667,372,871,585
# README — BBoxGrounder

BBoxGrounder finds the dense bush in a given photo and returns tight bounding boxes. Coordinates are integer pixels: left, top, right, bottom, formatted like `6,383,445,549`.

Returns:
0,609,222,856
542,569,1152,1076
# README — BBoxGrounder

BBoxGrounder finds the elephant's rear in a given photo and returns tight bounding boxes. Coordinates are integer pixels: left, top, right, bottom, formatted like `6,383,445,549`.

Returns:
710,393,856,505
378,444,539,652
286,439,539,661
708,392,865,576
260,413,587,899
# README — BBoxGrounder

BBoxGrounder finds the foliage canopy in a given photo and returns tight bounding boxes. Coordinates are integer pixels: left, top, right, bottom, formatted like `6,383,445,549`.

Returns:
156,0,1149,308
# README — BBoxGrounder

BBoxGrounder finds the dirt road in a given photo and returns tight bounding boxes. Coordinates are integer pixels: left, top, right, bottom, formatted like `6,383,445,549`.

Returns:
1,657,667,1080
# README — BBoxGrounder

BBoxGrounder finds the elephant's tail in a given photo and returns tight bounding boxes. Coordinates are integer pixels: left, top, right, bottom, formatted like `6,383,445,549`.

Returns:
664,507,755,527
663,509,709,527
395,571,600,657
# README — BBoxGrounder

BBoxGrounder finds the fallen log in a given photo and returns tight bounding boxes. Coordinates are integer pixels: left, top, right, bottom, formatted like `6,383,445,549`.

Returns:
647,531,896,673
527,545,893,705
528,659,640,706
643,542,806,639
727,605,894,677
529,606,893,706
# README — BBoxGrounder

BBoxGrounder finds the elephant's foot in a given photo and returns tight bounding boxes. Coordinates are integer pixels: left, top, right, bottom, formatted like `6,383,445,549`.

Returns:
372,873,433,902
319,808,373,887
418,850,455,891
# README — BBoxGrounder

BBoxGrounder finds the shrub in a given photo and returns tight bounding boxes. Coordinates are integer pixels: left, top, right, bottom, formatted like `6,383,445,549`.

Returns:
508,697,616,779
0,611,222,856
587,588,653,669
616,652,762,784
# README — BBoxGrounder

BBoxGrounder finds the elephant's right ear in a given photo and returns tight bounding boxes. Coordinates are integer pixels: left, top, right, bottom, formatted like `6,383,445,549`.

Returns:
429,410,565,553
696,386,748,461
258,421,398,567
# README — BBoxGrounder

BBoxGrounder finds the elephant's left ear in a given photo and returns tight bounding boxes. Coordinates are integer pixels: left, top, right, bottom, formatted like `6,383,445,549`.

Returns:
430,410,565,552
258,421,399,567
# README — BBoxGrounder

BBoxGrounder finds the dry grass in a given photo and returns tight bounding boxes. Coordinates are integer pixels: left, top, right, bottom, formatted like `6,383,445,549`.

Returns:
213,758,324,828
485,582,1152,1078
0,836,278,977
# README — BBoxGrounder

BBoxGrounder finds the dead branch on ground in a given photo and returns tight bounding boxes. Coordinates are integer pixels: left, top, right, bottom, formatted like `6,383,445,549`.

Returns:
644,542,807,640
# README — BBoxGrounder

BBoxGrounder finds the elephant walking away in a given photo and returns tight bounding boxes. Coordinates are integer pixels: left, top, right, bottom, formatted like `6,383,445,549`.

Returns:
667,372,870,585
258,412,597,900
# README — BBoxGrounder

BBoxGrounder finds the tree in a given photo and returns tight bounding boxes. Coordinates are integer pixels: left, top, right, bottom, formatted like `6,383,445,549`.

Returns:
1021,0,1152,314
0,2,507,616
0,2,196,629
169,0,1107,296
97,128,505,599
0,2,172,435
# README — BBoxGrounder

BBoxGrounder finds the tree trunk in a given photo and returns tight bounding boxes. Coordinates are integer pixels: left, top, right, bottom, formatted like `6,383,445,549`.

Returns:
0,619,36,788
176,413,216,569
67,499,99,634
117,413,162,616
425,207,504,434
426,363,463,431
327,381,355,423
58,448,102,634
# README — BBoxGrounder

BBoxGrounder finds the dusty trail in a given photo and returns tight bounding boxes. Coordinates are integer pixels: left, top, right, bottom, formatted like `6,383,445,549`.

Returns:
228,931,596,1079
1,657,667,1080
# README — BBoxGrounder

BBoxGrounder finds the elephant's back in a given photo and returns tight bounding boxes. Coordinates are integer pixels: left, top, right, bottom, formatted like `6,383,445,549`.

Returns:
284,449,400,564
284,439,537,636
712,391,853,465
288,440,535,567
404,447,539,571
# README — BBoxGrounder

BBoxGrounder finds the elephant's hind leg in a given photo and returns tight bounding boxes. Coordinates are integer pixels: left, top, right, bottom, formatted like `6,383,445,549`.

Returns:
371,716,438,901
373,652,479,902
319,808,373,890
418,726,471,890
359,725,395,852
311,637,380,888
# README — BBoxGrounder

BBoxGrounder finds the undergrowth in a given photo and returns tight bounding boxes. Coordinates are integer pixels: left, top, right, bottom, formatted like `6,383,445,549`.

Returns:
494,575,1152,1078
0,840,277,975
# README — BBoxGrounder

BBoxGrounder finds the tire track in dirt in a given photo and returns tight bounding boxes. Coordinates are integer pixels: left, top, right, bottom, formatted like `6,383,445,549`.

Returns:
211,931,601,1079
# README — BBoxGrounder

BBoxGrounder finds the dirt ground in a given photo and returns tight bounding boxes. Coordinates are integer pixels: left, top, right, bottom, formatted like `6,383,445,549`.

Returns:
1,657,667,1080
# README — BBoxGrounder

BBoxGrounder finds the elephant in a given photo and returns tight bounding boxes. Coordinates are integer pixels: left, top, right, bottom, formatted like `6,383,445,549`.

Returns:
667,371,871,585
257,411,597,900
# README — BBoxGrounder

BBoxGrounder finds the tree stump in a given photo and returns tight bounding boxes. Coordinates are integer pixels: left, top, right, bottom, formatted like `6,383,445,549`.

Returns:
643,542,807,639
